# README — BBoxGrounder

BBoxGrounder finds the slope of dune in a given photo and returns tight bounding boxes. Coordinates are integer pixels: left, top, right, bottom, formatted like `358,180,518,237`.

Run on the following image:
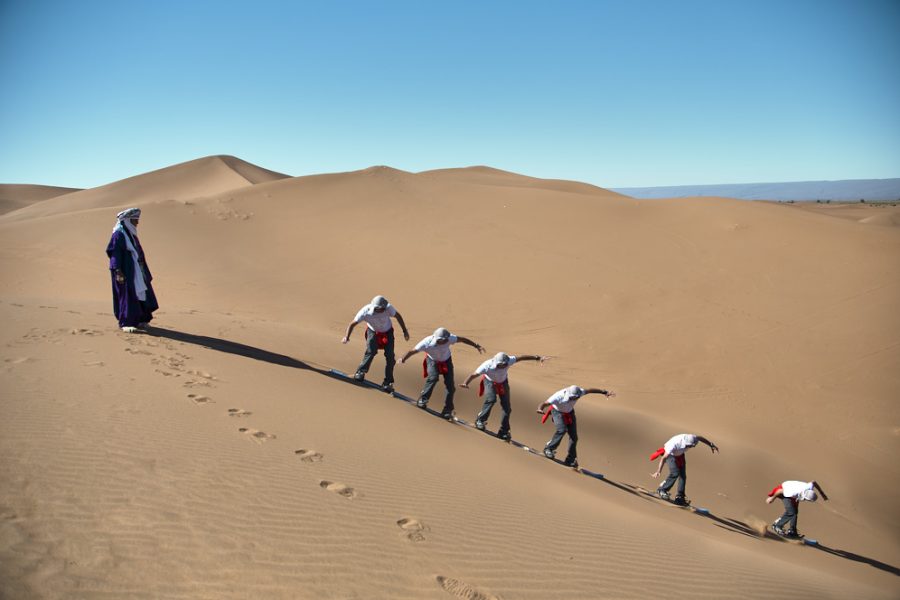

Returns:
0,184,82,215
420,165,630,197
1,159,898,599
2,155,290,221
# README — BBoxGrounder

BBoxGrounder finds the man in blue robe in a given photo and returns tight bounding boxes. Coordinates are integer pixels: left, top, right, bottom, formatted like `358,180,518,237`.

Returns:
106,208,159,332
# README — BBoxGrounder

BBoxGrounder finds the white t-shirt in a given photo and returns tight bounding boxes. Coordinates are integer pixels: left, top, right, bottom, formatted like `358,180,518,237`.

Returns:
781,481,814,500
664,434,698,457
353,303,397,333
414,334,459,362
547,386,585,414
475,355,518,382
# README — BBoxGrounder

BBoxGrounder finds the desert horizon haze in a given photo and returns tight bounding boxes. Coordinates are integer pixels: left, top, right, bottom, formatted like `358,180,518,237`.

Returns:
1,154,898,599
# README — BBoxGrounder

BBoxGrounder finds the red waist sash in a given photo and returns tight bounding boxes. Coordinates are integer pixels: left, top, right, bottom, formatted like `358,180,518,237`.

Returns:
374,331,390,349
478,376,506,397
423,357,449,377
542,408,573,425
649,447,685,467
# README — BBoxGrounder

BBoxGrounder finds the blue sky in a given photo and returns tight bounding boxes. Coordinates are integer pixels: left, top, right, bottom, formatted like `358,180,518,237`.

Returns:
1,0,899,188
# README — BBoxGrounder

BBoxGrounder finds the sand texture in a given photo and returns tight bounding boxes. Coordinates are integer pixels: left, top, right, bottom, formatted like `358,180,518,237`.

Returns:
1,156,898,599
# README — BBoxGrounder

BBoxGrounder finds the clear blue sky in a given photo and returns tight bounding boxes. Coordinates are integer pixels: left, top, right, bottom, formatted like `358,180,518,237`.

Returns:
1,0,899,188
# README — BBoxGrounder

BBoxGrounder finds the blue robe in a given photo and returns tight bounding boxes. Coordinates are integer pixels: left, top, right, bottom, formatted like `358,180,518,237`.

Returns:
106,228,159,327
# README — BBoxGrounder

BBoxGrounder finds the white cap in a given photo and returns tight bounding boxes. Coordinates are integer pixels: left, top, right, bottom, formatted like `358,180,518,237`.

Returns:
800,489,818,502
372,295,388,308
566,385,583,397
493,352,510,364
433,327,450,340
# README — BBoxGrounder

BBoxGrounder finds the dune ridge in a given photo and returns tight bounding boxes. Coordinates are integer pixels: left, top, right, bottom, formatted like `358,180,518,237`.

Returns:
0,184,83,215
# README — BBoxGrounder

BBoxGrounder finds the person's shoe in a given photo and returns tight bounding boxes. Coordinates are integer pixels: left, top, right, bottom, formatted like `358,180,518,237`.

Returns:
352,371,365,382
543,448,555,459
772,524,786,536
785,529,803,539
440,410,454,421
121,326,139,333
499,431,511,442
672,496,689,506
381,382,394,393
416,398,428,408
564,459,579,469
656,489,671,501
137,322,149,329
475,420,486,431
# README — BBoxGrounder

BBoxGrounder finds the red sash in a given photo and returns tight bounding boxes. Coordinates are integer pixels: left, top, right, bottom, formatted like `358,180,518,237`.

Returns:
423,358,449,377
541,409,573,425
768,485,783,497
649,447,685,467
770,484,796,505
375,331,390,349
478,376,506,397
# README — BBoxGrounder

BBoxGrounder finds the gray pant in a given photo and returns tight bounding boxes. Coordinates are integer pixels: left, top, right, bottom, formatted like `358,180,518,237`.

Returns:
775,497,799,531
476,379,512,437
356,328,395,384
420,356,455,414
544,410,577,463
659,455,686,498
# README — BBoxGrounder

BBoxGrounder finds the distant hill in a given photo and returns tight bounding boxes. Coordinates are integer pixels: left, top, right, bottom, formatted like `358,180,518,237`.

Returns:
612,178,900,201
1,155,291,220
0,184,83,215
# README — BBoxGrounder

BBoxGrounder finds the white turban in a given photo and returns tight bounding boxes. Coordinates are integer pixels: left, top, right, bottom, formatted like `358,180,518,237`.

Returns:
116,207,141,221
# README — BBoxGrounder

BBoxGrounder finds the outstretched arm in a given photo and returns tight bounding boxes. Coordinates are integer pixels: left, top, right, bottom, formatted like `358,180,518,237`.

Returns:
456,336,485,354
582,387,616,398
394,312,410,341
536,399,552,414
695,435,719,454
514,354,549,364
342,321,359,344
399,348,420,364
460,372,480,388
812,481,829,501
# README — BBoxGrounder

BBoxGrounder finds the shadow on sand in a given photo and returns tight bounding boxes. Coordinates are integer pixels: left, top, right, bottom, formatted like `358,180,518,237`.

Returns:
146,325,900,578
147,326,329,375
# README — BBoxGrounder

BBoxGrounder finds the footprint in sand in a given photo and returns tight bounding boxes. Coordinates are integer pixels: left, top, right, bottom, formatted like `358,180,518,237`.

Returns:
187,369,218,381
238,427,275,443
397,517,428,542
69,328,101,336
82,361,105,367
187,394,213,405
228,408,252,417
435,576,499,600
319,480,358,499
183,379,212,388
4,357,34,365
294,449,323,463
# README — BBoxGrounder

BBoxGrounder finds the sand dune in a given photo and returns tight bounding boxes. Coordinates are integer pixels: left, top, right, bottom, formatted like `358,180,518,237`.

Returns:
2,155,289,221
0,184,83,215
1,156,898,599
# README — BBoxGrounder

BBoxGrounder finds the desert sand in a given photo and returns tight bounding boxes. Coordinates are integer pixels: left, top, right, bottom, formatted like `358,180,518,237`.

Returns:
1,156,898,599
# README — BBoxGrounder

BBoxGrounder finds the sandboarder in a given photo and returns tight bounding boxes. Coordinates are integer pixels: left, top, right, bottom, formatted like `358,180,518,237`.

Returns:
341,295,410,392
460,352,548,441
650,433,719,505
766,480,829,538
536,385,615,468
399,328,484,418
106,208,159,332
